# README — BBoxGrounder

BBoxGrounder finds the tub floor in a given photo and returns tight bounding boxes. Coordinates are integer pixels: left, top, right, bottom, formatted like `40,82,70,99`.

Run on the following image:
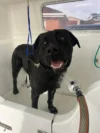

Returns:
3,85,77,114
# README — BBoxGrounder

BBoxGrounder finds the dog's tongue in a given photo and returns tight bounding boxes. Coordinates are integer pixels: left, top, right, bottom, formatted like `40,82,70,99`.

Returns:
51,61,64,69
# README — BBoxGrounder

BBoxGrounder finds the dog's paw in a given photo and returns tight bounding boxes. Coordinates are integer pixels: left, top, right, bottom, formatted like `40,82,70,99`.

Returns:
48,106,58,114
13,89,19,95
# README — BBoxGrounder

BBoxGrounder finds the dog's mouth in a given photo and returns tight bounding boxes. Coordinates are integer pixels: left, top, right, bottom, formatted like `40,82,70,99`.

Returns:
50,60,68,69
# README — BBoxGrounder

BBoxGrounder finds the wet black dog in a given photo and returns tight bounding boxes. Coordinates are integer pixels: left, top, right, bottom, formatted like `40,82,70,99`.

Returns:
12,29,80,114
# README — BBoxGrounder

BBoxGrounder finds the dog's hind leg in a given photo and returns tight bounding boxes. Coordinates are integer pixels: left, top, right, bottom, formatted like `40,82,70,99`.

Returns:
12,55,22,95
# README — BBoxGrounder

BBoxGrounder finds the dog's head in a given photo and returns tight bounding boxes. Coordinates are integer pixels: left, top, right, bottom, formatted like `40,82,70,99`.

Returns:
33,29,80,73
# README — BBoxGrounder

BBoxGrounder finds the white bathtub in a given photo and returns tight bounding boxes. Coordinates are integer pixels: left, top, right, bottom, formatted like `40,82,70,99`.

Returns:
0,81,100,133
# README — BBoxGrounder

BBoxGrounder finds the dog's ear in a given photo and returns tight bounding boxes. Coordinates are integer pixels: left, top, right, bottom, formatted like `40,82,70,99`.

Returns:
69,31,80,48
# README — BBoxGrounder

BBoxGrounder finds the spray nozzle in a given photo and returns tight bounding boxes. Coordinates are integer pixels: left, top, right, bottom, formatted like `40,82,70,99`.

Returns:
68,81,83,97
68,81,80,92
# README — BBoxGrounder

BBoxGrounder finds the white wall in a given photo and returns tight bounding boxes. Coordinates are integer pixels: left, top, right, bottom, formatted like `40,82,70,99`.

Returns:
0,4,13,95
10,1,44,48
0,4,12,42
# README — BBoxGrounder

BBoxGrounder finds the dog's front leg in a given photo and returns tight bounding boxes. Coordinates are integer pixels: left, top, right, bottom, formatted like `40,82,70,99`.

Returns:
31,90,40,109
47,89,58,114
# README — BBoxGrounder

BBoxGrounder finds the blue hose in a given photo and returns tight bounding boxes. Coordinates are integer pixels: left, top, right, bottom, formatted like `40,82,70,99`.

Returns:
94,45,100,68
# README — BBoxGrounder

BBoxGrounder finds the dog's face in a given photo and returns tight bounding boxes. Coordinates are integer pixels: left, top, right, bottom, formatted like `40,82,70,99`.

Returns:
34,29,80,73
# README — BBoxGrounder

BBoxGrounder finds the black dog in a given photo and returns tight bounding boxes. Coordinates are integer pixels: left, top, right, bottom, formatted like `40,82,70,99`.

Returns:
12,29,80,114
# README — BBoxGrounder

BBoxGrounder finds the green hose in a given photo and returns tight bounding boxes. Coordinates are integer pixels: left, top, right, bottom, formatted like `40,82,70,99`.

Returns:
94,45,100,68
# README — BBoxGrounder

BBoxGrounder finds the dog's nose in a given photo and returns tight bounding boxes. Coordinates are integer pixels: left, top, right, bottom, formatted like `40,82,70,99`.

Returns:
47,46,58,55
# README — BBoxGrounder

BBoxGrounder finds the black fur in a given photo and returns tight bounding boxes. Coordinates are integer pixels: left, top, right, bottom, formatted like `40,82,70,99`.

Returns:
12,29,80,114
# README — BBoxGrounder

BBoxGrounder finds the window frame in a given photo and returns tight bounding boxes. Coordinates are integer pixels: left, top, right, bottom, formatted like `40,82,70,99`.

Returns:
41,0,100,31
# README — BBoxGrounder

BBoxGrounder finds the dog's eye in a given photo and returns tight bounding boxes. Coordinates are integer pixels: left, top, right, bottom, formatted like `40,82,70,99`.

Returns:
60,37,64,40
43,41,47,45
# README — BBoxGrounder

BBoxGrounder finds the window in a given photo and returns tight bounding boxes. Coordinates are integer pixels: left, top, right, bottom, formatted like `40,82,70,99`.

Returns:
42,0,100,30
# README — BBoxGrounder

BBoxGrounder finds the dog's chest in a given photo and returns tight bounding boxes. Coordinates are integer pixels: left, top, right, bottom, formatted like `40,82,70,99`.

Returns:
41,77,59,93
30,68,60,94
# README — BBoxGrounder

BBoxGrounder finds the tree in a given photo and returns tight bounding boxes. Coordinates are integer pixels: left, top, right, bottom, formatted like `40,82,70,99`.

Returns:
88,13,100,20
